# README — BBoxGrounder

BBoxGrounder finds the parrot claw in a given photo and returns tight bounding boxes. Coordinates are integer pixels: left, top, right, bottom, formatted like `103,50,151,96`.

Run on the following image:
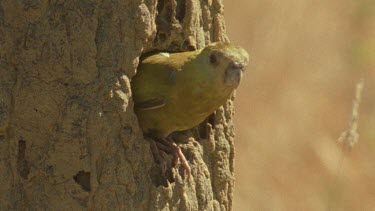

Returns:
150,139,169,185
151,138,191,180
168,141,191,179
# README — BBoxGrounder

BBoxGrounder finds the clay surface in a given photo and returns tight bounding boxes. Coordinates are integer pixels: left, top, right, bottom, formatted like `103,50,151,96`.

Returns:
0,0,235,210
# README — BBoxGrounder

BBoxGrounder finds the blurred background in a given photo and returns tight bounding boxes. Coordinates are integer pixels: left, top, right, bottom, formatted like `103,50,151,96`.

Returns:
224,0,375,210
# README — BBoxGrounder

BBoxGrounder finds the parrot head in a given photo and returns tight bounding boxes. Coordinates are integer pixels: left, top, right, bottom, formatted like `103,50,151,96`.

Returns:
197,42,249,89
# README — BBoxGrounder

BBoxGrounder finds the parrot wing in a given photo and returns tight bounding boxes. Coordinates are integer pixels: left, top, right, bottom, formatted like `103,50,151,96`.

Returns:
132,53,182,111
134,98,166,110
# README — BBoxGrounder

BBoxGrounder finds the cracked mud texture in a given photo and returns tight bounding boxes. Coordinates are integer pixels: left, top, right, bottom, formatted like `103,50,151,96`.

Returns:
0,0,235,210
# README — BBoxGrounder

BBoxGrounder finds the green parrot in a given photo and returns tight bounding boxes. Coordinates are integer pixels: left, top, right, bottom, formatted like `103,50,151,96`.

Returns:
131,42,249,179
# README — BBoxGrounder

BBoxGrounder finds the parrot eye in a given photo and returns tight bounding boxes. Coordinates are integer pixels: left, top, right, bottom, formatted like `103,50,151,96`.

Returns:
209,53,218,65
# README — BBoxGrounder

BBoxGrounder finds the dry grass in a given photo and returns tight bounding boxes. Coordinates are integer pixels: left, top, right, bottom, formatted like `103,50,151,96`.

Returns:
224,0,375,210
338,79,364,148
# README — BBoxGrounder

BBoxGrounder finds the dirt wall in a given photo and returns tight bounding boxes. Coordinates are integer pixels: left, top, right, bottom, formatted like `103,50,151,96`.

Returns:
0,0,236,210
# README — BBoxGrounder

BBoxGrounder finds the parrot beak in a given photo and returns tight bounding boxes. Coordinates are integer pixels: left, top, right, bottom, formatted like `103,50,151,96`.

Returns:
224,61,245,88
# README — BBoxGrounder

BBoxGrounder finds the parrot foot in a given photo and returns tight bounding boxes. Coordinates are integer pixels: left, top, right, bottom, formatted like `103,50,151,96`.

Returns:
149,139,168,184
151,137,191,180
164,138,191,179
